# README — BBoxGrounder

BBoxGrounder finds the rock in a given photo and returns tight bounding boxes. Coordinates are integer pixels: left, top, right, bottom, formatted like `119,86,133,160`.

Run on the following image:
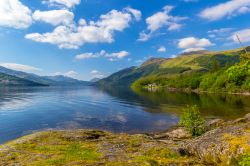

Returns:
244,113,250,121
153,127,192,140
205,119,224,129
232,113,250,124
183,121,250,165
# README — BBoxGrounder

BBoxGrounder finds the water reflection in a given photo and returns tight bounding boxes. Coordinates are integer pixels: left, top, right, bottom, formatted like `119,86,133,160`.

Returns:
0,86,250,144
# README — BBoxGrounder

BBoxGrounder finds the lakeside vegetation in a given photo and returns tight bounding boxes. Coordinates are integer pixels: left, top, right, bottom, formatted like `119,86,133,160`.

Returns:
131,49,250,94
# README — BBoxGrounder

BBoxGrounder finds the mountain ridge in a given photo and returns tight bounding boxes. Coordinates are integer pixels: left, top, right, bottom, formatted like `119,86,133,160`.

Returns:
0,66,91,87
97,46,249,87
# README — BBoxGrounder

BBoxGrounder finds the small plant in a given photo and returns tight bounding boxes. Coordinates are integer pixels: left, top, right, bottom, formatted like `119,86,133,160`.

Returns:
238,153,250,166
179,105,205,136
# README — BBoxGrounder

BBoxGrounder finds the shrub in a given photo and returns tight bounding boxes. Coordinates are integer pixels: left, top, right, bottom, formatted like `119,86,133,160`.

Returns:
227,63,250,86
199,73,217,90
189,75,202,89
179,105,205,136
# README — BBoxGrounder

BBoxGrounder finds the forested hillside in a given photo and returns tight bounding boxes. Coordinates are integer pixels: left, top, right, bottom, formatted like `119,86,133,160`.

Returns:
98,47,250,92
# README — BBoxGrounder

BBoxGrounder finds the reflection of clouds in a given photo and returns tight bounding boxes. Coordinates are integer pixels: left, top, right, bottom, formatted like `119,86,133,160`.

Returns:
74,111,128,124
0,98,33,111
57,121,82,129
74,112,93,121
154,118,178,127
111,112,127,123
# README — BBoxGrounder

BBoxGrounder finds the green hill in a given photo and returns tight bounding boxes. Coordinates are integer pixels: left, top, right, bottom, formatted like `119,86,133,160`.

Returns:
98,58,165,87
98,47,248,88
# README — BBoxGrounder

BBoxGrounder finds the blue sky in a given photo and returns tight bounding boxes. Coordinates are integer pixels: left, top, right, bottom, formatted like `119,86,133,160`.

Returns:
0,0,250,80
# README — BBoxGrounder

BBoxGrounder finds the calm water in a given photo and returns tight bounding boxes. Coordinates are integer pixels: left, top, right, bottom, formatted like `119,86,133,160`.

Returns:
0,86,250,144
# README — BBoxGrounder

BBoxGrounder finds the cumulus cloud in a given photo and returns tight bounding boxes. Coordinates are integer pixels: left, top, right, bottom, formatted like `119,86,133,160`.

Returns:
33,10,74,26
75,50,129,61
42,0,81,8
25,8,141,49
0,0,32,29
138,5,187,41
178,37,214,53
157,46,167,52
200,0,250,21
0,63,41,72
231,28,250,43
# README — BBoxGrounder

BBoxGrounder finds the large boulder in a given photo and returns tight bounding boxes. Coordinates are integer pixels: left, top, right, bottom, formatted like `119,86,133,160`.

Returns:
183,119,250,165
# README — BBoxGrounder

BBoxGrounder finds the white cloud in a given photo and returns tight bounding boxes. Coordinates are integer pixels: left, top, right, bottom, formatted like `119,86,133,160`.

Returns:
75,50,129,61
200,0,250,21
178,37,214,52
125,7,142,21
64,70,78,78
157,46,167,52
90,70,99,74
138,31,151,42
106,51,129,61
231,28,250,43
42,0,81,8
146,11,170,32
0,63,41,72
181,48,206,53
208,28,234,41
0,0,32,29
33,10,74,26
52,70,78,78
138,5,187,41
90,70,106,78
208,28,234,34
75,53,100,60
25,8,140,49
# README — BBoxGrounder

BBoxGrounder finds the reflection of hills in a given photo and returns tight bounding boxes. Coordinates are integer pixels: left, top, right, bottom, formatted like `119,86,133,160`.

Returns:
0,87,42,111
100,86,250,119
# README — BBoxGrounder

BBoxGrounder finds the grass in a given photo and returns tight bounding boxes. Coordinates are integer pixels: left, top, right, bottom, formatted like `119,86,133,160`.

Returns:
0,130,199,166
0,131,103,166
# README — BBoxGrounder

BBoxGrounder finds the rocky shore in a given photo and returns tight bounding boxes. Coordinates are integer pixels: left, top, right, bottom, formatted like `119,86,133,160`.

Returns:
0,114,249,165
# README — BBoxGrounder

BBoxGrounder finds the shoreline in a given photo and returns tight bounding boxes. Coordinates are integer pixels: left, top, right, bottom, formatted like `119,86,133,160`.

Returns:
0,113,249,165
144,85,250,96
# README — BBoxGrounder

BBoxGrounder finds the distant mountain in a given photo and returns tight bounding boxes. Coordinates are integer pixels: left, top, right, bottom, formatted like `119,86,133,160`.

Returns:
90,78,101,82
0,66,90,86
97,47,246,87
0,72,46,86
43,75,91,86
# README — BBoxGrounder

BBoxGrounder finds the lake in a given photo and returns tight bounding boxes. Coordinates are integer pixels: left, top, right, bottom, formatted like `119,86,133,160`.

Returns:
0,86,250,144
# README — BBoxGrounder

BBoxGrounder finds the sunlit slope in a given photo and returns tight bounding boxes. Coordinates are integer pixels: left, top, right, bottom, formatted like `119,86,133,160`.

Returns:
98,47,249,87
160,49,241,72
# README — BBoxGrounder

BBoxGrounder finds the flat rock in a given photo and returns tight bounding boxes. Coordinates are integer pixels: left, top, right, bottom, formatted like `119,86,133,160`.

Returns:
205,119,224,129
154,127,192,140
